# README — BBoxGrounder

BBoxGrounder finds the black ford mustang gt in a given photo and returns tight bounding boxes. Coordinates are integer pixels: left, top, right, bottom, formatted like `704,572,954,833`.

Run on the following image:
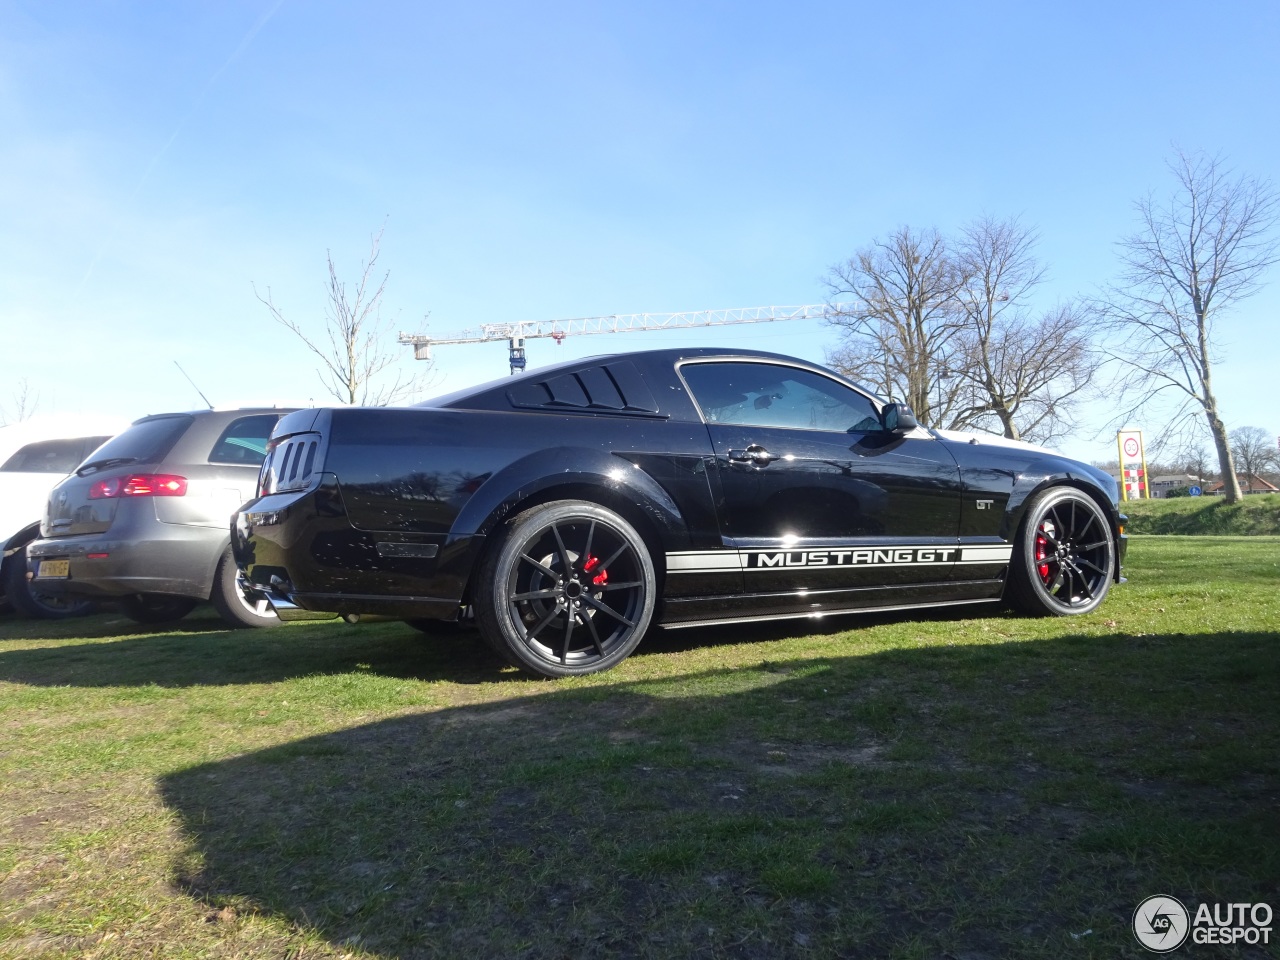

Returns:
233,348,1125,677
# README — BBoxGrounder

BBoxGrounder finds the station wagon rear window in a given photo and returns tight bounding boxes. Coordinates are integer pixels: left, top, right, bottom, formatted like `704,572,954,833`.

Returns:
79,415,193,469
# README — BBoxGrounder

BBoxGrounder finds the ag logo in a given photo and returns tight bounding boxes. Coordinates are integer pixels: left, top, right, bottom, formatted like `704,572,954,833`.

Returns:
1133,895,1190,952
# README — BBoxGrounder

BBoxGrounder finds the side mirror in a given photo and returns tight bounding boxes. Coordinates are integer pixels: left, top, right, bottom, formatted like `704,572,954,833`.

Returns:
881,402,918,433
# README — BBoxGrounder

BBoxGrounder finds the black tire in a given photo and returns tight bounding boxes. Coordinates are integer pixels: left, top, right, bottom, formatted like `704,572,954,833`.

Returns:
3,545,96,620
474,500,657,678
1006,487,1116,616
210,547,281,629
119,593,198,624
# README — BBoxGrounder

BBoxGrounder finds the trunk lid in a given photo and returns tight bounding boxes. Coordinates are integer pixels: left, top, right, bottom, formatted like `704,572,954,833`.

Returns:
40,414,193,539
41,472,124,537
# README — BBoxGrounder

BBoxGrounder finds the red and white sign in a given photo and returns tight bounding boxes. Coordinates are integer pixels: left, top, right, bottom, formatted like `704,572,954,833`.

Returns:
1116,430,1147,500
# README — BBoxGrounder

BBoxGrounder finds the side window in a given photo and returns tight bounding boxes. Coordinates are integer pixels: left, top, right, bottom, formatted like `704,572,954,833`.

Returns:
681,362,883,433
208,415,280,466
0,439,101,474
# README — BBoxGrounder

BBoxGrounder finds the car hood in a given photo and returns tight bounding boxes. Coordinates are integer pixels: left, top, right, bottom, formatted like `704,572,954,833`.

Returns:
932,428,1059,457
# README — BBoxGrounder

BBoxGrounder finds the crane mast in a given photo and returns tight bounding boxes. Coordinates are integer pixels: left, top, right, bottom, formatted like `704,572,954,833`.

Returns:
398,302,852,374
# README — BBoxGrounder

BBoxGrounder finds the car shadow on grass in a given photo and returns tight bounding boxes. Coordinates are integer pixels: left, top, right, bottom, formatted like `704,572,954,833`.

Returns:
0,604,995,689
157,629,1280,959
0,616,521,686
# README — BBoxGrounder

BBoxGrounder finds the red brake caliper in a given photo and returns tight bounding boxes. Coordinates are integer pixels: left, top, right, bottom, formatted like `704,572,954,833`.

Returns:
1034,529,1050,582
583,555,608,586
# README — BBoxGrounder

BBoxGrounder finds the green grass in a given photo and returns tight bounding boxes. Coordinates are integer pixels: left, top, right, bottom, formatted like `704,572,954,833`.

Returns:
1,536,1277,958
1122,491,1280,535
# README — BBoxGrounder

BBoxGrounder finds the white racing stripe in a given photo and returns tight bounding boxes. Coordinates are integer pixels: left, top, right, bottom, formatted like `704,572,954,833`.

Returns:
957,546,1014,564
666,544,1013,573
665,551,747,572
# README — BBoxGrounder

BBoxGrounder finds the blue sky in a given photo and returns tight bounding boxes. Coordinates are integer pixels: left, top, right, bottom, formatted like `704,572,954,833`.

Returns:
1,0,1277,464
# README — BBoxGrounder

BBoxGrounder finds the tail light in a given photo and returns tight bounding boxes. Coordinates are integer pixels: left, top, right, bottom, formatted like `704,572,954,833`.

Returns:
88,474,188,499
260,433,321,495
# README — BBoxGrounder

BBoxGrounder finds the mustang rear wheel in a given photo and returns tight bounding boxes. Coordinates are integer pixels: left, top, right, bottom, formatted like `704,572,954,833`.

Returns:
1007,487,1115,616
476,501,656,678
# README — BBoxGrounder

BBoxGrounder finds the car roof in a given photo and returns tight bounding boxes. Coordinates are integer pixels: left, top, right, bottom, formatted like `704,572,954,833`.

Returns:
418,347,832,409
131,408,296,425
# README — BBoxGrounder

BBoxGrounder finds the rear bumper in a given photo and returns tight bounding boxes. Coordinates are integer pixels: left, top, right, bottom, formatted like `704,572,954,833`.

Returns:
26,525,226,600
233,475,484,620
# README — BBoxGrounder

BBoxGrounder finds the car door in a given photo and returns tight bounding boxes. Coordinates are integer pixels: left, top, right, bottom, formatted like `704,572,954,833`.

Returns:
679,360,964,599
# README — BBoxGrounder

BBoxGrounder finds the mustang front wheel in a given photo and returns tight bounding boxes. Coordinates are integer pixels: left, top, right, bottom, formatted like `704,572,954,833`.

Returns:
1007,487,1116,616
476,501,656,678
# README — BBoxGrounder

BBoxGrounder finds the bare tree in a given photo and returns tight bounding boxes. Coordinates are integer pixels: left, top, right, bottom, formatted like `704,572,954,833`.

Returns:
1177,440,1215,484
951,217,1101,444
825,219,1102,444
0,378,39,426
1229,425,1279,490
823,227,969,425
1099,150,1280,503
254,226,432,406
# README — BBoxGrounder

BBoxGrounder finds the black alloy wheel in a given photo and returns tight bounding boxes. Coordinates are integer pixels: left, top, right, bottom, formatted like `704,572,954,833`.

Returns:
1007,487,1116,616
476,501,656,678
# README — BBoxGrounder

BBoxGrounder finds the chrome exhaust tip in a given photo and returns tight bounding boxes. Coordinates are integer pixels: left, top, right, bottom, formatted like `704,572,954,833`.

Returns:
238,572,339,623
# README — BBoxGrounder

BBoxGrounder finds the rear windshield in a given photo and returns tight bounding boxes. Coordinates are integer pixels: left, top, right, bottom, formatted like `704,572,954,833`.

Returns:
81,416,193,468
208,414,279,466
0,437,112,474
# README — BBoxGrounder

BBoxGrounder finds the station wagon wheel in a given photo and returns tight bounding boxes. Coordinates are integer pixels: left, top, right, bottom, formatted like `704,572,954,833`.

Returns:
3,544,95,620
210,547,281,629
119,593,199,624
1006,487,1116,616
476,500,656,678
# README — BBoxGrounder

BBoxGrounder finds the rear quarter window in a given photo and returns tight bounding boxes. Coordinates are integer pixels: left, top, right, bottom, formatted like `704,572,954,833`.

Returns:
208,414,280,466
505,360,661,415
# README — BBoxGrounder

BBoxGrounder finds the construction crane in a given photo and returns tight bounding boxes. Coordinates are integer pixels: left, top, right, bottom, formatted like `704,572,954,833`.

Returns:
398,302,854,375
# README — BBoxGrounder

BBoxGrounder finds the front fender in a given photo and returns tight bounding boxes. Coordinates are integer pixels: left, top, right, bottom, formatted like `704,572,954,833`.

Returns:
1002,458,1125,576
451,446,688,547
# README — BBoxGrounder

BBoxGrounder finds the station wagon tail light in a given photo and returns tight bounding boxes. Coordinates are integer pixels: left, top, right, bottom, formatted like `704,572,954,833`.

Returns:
88,474,188,499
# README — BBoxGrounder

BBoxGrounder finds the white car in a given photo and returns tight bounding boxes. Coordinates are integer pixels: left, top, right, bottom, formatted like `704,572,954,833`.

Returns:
0,414,129,617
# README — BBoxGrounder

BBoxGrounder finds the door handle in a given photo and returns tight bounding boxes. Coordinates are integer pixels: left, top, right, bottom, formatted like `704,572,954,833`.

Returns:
727,445,775,465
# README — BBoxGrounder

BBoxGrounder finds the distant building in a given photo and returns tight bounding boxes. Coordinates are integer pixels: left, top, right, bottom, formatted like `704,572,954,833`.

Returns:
1208,475,1279,495
1150,474,1201,498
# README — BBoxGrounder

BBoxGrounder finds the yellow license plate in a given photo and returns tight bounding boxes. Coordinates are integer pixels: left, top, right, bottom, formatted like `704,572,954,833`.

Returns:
36,559,70,579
